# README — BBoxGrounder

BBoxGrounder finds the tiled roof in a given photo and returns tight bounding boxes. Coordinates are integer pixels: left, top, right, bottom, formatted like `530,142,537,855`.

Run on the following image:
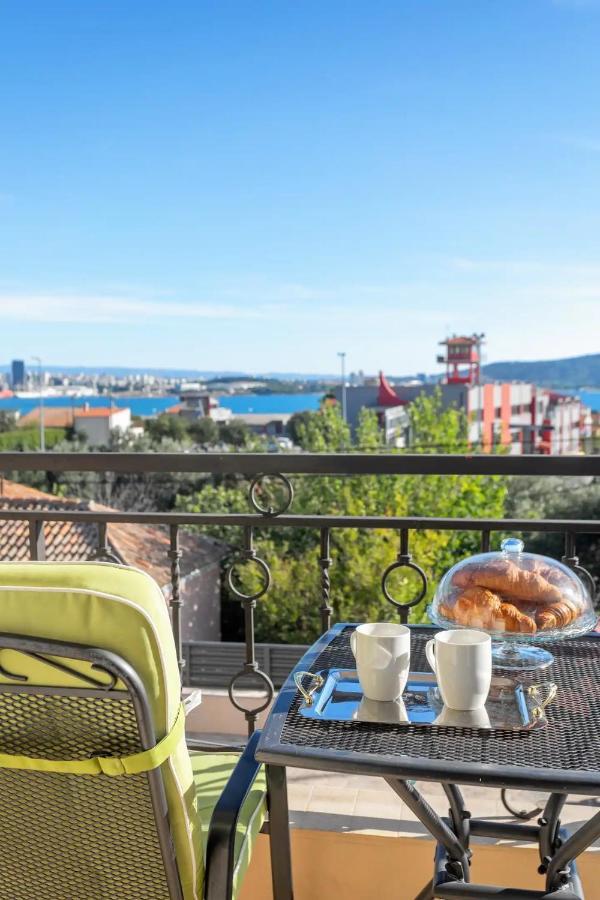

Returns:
73,407,126,419
0,480,223,588
0,498,99,562
19,407,75,428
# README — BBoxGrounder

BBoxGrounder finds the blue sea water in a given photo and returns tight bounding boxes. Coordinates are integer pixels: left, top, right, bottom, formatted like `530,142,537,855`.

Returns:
221,393,323,414
0,391,324,418
580,391,600,413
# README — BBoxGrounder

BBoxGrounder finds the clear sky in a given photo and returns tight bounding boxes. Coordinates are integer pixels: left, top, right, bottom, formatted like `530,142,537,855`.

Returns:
1,1,599,375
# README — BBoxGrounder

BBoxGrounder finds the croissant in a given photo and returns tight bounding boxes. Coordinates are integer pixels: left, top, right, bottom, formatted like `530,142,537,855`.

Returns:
441,586,537,634
536,597,580,630
452,558,562,605
530,561,583,602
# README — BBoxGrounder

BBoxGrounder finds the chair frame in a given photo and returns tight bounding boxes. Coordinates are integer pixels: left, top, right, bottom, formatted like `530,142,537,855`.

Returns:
0,631,269,900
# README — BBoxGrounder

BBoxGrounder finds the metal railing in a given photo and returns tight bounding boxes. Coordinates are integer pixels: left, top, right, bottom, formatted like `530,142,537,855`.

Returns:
1,451,599,736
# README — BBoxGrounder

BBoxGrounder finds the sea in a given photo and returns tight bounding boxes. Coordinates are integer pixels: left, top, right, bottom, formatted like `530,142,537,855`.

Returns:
579,391,600,413
0,391,325,418
1,389,598,418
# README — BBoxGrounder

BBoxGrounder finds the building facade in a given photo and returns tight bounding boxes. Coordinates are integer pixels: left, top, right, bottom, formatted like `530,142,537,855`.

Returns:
73,406,132,446
333,336,592,454
10,360,25,389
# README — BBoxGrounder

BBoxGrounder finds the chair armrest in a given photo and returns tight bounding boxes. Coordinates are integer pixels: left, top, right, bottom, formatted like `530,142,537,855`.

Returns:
183,689,203,716
204,730,263,900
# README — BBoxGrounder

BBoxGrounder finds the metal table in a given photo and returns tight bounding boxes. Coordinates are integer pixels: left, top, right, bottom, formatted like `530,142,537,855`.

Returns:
256,623,600,900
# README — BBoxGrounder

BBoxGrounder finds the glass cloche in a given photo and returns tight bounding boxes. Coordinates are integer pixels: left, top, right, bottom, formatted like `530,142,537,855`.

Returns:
429,538,597,670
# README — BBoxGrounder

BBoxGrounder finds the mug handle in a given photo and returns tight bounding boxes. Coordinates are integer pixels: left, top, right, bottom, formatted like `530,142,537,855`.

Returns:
350,631,357,657
425,638,437,674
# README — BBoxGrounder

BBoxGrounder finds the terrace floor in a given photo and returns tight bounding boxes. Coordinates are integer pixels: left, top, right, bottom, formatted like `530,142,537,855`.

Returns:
239,769,599,899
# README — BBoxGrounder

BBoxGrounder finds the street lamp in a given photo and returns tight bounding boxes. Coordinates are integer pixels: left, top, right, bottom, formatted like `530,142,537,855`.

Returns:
337,352,347,422
31,356,45,452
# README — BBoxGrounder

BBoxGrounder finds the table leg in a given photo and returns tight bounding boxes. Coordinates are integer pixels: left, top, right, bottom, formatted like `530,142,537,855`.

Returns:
545,806,600,894
266,764,294,900
386,778,471,884
443,784,471,851
538,793,566,871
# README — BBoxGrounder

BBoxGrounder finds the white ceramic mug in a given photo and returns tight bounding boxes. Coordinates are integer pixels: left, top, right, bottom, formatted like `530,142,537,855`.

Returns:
350,623,411,702
425,629,492,711
433,705,491,729
354,696,409,724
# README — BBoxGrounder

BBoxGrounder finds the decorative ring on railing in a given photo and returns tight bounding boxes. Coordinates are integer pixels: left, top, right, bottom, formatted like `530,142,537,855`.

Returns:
249,473,294,516
228,666,275,716
226,553,272,602
381,558,428,610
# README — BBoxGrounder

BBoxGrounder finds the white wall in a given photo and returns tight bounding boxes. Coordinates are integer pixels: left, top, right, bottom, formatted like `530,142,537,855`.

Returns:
74,408,131,447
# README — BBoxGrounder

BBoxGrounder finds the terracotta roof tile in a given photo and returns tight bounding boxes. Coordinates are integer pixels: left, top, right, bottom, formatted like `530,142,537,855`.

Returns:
19,407,75,429
73,408,126,419
0,481,223,589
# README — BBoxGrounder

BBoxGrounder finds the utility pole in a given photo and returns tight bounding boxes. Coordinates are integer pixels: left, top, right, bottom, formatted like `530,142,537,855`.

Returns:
337,352,347,422
31,356,45,452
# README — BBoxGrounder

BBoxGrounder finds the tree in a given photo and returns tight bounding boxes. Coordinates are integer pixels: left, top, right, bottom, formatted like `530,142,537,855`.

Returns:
506,475,600,592
219,419,250,447
178,394,507,643
145,414,190,444
286,411,313,445
0,411,17,433
188,417,219,445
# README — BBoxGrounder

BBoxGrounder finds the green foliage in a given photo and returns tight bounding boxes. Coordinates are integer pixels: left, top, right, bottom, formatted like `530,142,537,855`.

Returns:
506,476,600,593
0,411,18,433
296,402,351,451
178,394,508,643
0,428,66,450
286,411,313,444
219,419,250,447
145,414,191,444
188,417,219,445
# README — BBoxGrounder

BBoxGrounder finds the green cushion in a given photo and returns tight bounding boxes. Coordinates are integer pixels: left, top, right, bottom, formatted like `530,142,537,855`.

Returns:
191,751,267,900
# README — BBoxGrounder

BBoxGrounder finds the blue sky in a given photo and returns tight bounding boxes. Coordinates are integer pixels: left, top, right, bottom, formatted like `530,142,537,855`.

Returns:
1,0,599,374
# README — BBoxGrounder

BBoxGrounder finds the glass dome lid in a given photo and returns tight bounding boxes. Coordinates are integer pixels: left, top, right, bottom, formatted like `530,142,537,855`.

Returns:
429,538,596,644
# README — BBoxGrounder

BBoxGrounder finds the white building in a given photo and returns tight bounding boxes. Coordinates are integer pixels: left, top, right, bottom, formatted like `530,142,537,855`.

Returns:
73,406,131,447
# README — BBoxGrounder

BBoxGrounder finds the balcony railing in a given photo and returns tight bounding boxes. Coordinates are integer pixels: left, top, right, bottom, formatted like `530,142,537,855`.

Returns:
1,451,599,739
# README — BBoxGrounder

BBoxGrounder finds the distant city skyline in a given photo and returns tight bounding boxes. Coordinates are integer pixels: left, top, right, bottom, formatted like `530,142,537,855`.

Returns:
2,2,600,371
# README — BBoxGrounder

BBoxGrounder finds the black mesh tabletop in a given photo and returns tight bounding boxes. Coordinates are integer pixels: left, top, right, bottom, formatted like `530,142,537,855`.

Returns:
263,625,600,793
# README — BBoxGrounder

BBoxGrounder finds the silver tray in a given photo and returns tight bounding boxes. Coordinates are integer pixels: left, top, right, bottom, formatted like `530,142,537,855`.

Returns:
295,670,556,731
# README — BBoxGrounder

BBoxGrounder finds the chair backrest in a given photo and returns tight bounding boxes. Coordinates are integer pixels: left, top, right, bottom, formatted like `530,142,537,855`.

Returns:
0,562,203,900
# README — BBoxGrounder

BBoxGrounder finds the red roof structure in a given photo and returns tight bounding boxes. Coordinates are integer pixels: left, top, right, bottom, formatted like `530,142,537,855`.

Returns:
0,480,222,589
73,407,123,419
377,372,404,407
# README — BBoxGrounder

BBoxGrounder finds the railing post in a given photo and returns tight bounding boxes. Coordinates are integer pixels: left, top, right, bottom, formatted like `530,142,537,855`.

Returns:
168,524,185,682
319,527,333,632
90,521,121,563
226,525,274,737
29,519,46,561
480,530,491,553
562,531,577,568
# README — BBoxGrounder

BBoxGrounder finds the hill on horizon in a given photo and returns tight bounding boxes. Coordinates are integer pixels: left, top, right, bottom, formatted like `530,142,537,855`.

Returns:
482,353,600,389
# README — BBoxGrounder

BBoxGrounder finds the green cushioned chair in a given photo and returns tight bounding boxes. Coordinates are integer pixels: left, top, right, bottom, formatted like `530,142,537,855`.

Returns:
0,561,277,900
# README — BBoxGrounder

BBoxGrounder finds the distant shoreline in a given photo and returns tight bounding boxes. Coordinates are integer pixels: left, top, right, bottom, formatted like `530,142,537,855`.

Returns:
0,392,325,418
